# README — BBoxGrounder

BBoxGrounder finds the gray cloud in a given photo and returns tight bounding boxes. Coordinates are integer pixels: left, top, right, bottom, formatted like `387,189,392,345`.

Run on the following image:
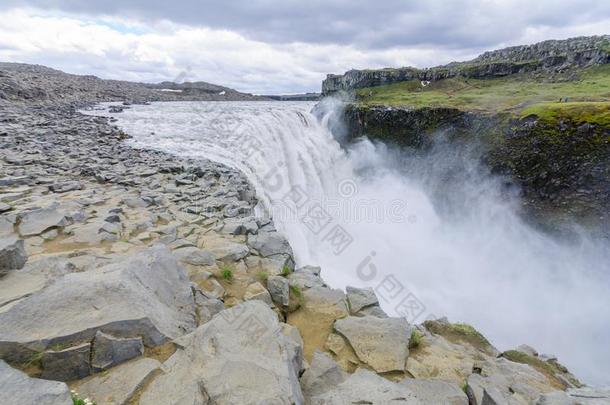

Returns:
0,1,608,93
2,0,609,50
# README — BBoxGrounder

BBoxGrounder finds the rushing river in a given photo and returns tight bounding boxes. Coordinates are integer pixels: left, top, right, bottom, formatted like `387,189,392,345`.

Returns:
85,100,610,386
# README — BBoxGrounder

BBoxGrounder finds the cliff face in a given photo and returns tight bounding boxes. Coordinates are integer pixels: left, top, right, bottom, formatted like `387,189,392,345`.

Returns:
322,35,610,94
325,35,610,233
342,104,610,234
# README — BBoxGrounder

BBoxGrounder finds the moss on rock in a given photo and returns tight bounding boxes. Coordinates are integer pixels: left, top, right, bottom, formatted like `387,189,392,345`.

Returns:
423,320,495,355
501,350,582,389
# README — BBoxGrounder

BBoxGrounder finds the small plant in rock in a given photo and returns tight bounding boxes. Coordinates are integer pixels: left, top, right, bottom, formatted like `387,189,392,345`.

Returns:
289,284,304,305
257,271,269,282
25,351,44,367
71,390,96,405
409,330,422,350
281,265,291,277
220,266,234,283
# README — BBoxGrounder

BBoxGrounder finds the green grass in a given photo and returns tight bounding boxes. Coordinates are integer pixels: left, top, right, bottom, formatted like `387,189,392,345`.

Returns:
355,65,610,115
289,284,304,305
521,101,610,126
281,265,292,277
408,330,422,350
25,351,44,367
501,350,579,389
423,320,494,354
256,271,269,282
220,266,234,283
71,392,96,405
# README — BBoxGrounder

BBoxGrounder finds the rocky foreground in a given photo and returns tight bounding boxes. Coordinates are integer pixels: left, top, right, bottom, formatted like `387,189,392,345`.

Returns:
0,78,609,404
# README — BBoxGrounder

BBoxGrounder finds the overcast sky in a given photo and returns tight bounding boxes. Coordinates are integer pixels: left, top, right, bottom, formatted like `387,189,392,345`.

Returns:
0,1,608,94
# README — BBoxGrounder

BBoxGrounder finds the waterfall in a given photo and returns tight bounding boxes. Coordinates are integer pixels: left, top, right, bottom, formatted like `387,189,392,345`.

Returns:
86,100,610,386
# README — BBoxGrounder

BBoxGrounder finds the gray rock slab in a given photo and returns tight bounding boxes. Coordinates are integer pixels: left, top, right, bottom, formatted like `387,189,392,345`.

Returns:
0,236,27,273
0,360,72,405
173,246,215,266
247,231,293,258
140,301,304,405
400,378,469,405
18,206,70,236
267,275,290,307
92,331,144,372
41,342,91,381
73,357,161,405
309,368,420,404
0,245,196,364
300,351,348,398
334,315,412,373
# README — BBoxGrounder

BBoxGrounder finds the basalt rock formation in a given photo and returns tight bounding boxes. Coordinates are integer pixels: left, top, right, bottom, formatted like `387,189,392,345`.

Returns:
325,36,610,234
322,35,610,95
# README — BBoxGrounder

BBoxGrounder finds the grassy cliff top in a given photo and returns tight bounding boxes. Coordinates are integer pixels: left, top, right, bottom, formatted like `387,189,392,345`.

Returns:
355,65,610,117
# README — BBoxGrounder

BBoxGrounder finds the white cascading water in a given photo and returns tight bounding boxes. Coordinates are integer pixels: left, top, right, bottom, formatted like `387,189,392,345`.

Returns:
85,100,610,386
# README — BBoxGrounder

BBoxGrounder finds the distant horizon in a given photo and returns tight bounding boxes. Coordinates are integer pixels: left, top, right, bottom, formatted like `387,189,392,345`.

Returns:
4,32,609,96
0,2,608,93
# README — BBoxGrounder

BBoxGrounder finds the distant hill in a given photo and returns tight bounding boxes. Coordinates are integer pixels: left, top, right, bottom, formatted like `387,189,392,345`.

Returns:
322,35,610,94
0,63,269,105
263,93,321,101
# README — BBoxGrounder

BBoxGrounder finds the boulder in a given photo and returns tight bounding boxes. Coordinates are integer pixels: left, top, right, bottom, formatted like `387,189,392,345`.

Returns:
221,217,258,235
466,358,556,405
309,368,420,404
0,360,72,405
49,181,83,193
243,281,274,306
536,391,576,404
199,277,226,299
333,315,412,373
267,275,290,307
73,357,161,405
0,215,14,236
346,286,387,317
140,301,304,404
0,236,27,273
300,351,348,398
193,287,225,324
208,241,249,262
91,331,144,372
64,221,118,244
247,231,293,258
400,379,469,405
567,387,610,403
121,197,148,208
0,245,196,365
18,205,70,236
0,202,12,213
536,387,610,404
288,265,326,290
287,286,349,360
0,256,78,308
281,323,306,376
516,344,538,357
173,246,215,266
